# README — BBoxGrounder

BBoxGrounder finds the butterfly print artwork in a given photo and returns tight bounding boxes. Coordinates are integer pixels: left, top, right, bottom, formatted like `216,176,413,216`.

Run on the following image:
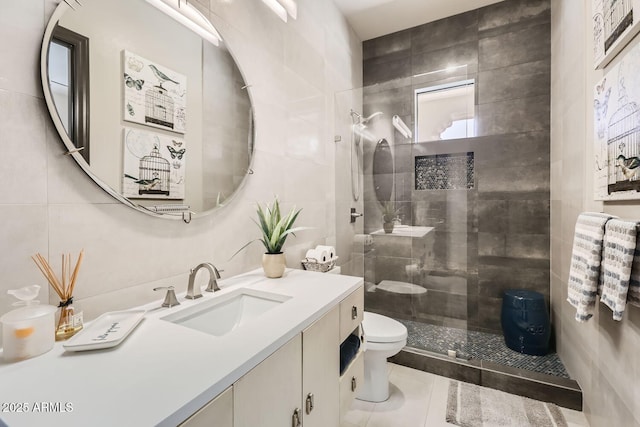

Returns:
124,73,144,91
167,146,186,160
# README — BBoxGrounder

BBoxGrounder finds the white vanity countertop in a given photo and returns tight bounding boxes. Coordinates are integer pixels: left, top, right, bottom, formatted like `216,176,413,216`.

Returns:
0,269,363,427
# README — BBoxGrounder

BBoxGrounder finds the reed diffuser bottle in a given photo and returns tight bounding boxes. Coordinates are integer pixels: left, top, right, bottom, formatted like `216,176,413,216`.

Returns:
55,296,83,341
32,251,85,341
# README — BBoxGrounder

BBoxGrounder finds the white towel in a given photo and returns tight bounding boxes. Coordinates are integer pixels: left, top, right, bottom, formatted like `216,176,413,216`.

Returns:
567,212,615,322
628,238,640,308
599,219,638,321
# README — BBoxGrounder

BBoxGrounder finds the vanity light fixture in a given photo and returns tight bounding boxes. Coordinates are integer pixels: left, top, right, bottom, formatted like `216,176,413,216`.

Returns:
145,0,222,46
261,0,297,22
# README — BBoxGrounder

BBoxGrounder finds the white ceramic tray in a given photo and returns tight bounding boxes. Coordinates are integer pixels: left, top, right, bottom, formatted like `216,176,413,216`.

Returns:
62,309,146,352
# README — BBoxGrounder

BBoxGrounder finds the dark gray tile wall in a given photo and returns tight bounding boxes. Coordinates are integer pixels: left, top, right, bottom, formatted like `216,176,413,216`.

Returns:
362,0,550,335
411,11,479,54
477,0,551,34
478,23,550,71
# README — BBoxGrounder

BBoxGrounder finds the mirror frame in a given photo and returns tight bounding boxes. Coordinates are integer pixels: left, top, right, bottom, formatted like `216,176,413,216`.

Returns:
40,1,255,221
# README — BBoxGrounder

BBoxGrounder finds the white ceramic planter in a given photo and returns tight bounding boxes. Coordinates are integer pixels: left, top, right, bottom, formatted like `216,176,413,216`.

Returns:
262,253,286,278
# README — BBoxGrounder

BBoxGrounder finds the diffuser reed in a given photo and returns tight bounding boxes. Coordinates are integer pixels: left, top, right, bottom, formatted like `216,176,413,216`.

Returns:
32,250,84,340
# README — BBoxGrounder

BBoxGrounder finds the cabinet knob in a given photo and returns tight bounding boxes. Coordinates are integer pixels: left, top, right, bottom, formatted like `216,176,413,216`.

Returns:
292,408,301,427
351,305,358,319
351,376,357,392
305,393,314,414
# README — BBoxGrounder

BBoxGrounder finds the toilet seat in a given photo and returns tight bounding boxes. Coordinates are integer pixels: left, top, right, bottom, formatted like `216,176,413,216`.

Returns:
362,312,407,343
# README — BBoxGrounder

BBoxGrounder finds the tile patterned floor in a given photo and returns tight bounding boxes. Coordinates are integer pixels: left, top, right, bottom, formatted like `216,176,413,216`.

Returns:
397,319,571,378
341,363,589,427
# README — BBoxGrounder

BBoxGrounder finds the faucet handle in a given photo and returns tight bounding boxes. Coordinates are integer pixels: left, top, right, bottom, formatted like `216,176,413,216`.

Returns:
153,286,180,308
205,265,222,293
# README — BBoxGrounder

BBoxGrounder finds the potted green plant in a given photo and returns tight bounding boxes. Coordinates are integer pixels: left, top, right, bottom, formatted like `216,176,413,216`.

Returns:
381,201,402,233
234,198,306,278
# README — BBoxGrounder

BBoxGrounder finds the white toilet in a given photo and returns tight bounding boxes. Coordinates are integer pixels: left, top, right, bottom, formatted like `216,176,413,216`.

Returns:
357,312,408,402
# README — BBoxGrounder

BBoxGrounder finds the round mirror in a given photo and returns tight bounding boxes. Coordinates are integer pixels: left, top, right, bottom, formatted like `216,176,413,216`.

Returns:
41,0,254,221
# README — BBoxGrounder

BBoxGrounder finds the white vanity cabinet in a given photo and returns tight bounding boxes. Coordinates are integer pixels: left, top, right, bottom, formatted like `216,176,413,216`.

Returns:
234,335,303,427
233,286,364,427
176,327,304,427
302,305,340,427
234,306,342,427
339,285,364,343
339,350,364,419
179,386,233,427
180,284,364,427
338,286,365,419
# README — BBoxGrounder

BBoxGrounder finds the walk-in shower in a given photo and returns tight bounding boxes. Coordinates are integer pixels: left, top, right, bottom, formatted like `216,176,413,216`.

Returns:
332,0,582,407
334,63,568,381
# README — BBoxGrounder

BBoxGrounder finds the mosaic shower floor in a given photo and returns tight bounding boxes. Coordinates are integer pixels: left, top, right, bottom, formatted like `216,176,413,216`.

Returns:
396,318,570,378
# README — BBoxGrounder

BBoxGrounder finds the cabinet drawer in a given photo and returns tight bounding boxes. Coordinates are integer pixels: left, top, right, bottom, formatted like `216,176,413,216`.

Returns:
339,285,364,343
338,349,364,420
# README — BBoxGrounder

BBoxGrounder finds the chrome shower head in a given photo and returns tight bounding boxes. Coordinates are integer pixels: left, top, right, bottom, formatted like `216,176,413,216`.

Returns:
361,111,384,124
350,110,383,124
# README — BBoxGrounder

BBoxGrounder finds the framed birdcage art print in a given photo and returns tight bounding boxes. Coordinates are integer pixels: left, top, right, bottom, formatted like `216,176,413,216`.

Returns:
593,0,640,68
122,128,186,199
122,50,187,133
594,40,640,200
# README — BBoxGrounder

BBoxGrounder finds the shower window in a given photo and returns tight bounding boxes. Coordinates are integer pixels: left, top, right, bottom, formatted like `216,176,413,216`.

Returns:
414,79,475,142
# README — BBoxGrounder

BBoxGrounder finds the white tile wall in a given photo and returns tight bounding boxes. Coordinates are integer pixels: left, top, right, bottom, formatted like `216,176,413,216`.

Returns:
0,0,45,97
551,0,640,425
0,0,362,347
0,90,49,204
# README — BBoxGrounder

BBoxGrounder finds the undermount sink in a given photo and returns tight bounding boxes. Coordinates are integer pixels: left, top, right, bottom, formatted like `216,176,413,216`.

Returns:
161,288,291,336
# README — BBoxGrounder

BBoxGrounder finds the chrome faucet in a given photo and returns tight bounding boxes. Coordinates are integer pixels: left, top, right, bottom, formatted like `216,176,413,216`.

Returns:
186,263,221,299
